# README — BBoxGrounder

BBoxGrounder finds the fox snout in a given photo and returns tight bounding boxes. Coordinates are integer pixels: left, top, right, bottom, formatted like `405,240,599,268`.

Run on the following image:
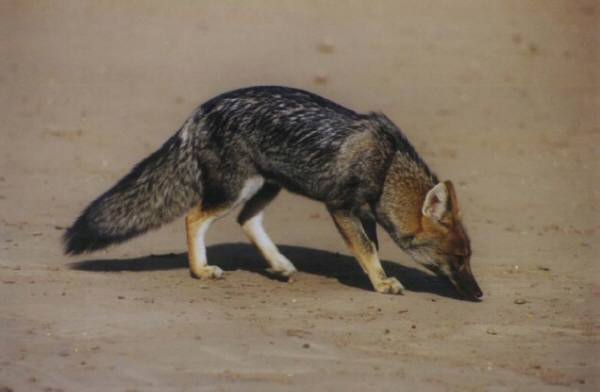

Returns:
449,261,483,301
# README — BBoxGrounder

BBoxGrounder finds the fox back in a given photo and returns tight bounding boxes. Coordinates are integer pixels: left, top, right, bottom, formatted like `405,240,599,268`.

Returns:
186,86,434,209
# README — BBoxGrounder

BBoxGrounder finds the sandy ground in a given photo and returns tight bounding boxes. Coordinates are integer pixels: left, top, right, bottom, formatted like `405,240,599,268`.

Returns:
1,1,599,391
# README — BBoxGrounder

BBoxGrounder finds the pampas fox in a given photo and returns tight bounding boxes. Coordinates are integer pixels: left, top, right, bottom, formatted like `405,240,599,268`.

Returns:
64,86,482,300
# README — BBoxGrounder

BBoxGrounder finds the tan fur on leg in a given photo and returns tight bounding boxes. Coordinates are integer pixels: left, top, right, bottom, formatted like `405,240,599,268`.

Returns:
186,206,226,279
329,209,403,294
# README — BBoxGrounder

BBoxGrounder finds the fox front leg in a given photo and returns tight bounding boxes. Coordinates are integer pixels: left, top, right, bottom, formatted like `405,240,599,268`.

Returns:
360,217,378,251
329,208,404,294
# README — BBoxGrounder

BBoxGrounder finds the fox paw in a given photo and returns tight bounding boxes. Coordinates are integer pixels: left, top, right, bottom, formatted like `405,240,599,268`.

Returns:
266,266,297,281
190,265,224,280
374,277,404,295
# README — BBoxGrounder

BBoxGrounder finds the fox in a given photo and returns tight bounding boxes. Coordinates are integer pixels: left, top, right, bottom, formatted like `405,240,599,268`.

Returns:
64,86,483,300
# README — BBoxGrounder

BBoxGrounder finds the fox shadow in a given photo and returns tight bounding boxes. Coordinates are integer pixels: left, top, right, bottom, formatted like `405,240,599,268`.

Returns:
69,242,463,300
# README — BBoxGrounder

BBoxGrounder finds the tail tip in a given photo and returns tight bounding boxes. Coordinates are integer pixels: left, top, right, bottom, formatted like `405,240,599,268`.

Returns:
62,217,110,255
62,226,90,255
62,215,133,255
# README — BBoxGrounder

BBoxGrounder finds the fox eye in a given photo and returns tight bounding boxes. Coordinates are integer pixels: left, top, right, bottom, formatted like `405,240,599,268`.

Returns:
445,257,463,272
440,252,464,265
439,216,453,228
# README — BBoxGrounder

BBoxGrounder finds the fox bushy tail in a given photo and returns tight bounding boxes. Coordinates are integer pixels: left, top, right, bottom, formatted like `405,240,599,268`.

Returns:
63,127,202,255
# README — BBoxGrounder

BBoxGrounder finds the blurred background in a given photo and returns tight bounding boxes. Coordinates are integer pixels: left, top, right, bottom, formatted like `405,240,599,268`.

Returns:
2,1,597,143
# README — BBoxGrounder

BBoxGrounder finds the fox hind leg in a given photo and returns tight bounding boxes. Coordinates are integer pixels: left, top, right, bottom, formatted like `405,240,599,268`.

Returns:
186,174,277,279
238,183,297,278
186,205,230,279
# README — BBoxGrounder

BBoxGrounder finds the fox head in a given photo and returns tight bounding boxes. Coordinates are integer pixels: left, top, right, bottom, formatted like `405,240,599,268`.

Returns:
407,181,482,300
377,174,483,300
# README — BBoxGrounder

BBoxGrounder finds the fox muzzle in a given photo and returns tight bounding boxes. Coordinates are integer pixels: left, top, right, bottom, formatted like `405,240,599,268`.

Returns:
450,263,483,301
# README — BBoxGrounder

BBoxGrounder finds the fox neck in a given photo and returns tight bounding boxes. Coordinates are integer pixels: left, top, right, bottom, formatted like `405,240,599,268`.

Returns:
374,152,437,248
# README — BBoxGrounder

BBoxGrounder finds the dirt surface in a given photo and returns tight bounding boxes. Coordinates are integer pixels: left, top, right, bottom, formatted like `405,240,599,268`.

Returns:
1,1,599,391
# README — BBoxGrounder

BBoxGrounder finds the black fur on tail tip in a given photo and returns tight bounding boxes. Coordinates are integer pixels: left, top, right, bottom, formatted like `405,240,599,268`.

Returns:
63,215,130,255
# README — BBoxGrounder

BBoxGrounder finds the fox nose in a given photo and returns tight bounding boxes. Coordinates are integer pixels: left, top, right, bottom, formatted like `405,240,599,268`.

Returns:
452,265,483,301
457,283,482,301
462,282,483,301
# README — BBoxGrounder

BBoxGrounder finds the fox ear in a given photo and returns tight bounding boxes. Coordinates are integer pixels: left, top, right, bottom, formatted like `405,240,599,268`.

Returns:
444,180,461,218
422,182,449,221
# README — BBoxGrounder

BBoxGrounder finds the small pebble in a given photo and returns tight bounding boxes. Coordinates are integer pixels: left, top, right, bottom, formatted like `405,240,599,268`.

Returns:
302,343,310,349
514,298,528,305
313,74,328,85
317,41,335,54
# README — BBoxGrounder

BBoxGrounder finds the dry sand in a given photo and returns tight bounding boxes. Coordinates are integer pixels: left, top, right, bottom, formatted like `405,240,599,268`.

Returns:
1,1,599,391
